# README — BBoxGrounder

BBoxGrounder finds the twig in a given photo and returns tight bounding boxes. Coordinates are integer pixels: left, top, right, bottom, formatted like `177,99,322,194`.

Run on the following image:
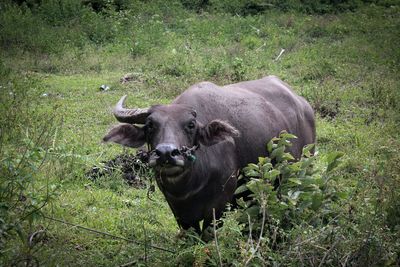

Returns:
254,202,266,253
245,198,267,266
28,230,46,247
119,260,137,267
213,208,223,267
255,42,266,51
120,255,151,267
311,243,329,251
271,223,278,249
341,252,352,267
222,169,239,191
246,213,254,248
274,48,285,61
42,215,175,254
318,239,340,267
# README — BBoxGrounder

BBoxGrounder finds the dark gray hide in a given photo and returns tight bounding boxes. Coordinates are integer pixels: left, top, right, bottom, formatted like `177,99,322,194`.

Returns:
103,75,316,233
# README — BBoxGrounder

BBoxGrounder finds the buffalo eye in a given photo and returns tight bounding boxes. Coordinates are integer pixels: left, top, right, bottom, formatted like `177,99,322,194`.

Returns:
146,120,155,133
187,121,196,130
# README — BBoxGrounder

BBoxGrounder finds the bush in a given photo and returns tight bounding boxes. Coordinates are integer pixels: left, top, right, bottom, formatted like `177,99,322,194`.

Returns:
0,3,57,53
174,132,347,266
38,0,84,25
209,0,269,15
235,131,344,234
204,0,396,15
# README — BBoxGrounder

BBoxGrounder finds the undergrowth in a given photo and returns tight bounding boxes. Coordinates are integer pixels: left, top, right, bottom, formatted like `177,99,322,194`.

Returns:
175,132,399,266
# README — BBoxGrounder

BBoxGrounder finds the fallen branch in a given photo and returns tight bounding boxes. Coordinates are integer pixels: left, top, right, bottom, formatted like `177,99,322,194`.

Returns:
318,239,340,267
274,48,285,61
245,196,267,266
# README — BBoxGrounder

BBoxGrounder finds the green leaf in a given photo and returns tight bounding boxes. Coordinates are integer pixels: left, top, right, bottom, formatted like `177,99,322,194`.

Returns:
237,174,245,181
234,184,249,195
311,194,323,211
336,191,348,200
236,198,247,209
280,132,297,140
280,201,289,207
288,178,302,185
302,144,315,158
247,179,269,194
244,169,260,178
245,206,260,218
267,139,274,153
264,169,280,180
278,139,293,148
301,156,316,169
258,157,267,165
261,163,273,174
245,163,259,171
326,151,344,172
270,146,285,160
282,152,295,161
288,162,302,172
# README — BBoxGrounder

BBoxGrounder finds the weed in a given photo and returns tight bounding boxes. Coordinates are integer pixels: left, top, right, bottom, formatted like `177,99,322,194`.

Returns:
232,57,246,81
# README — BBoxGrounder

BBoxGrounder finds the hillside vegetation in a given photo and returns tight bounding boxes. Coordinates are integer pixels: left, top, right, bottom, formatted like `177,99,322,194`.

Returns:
1,0,399,266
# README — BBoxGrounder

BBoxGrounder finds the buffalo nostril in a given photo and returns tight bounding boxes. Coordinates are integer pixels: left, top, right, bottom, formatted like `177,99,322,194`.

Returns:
154,143,179,160
171,149,180,157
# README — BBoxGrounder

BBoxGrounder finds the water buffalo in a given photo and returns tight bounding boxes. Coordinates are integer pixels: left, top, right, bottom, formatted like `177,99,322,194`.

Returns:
103,75,315,233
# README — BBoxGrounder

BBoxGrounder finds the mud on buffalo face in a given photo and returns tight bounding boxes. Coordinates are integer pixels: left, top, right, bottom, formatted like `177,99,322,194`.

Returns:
103,96,239,177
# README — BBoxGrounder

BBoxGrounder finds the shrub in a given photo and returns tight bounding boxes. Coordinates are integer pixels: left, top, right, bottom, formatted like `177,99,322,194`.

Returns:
235,132,344,234
0,3,57,53
205,0,395,15
173,132,348,266
176,131,399,266
209,0,268,15
38,0,84,26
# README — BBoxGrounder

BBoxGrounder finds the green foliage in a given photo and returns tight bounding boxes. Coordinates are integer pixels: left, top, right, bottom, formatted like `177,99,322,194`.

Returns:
38,0,83,25
209,0,269,15
0,75,62,265
0,3,60,53
232,57,247,81
205,0,399,14
176,132,399,266
236,132,344,234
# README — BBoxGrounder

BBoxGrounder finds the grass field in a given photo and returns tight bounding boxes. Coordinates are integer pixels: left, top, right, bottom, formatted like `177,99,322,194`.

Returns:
1,0,399,266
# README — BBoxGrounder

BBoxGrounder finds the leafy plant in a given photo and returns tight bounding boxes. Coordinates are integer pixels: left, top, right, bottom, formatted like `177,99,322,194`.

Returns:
233,131,344,263
232,57,246,81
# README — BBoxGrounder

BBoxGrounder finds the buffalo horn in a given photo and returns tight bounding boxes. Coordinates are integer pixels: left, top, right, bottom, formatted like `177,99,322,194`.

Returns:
113,95,149,124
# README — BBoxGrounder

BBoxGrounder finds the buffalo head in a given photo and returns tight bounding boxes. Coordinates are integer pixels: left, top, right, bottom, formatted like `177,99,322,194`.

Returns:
103,95,239,179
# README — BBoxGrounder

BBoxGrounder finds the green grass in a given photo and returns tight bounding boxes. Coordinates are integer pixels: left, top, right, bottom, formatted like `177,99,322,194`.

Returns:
1,1,399,266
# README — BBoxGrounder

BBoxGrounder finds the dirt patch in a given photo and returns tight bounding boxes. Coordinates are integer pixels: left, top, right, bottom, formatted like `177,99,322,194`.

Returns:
313,101,340,120
86,151,151,189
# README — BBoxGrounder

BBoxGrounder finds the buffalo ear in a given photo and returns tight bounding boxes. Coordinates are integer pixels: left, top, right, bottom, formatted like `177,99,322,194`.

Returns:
199,120,240,146
103,123,146,148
